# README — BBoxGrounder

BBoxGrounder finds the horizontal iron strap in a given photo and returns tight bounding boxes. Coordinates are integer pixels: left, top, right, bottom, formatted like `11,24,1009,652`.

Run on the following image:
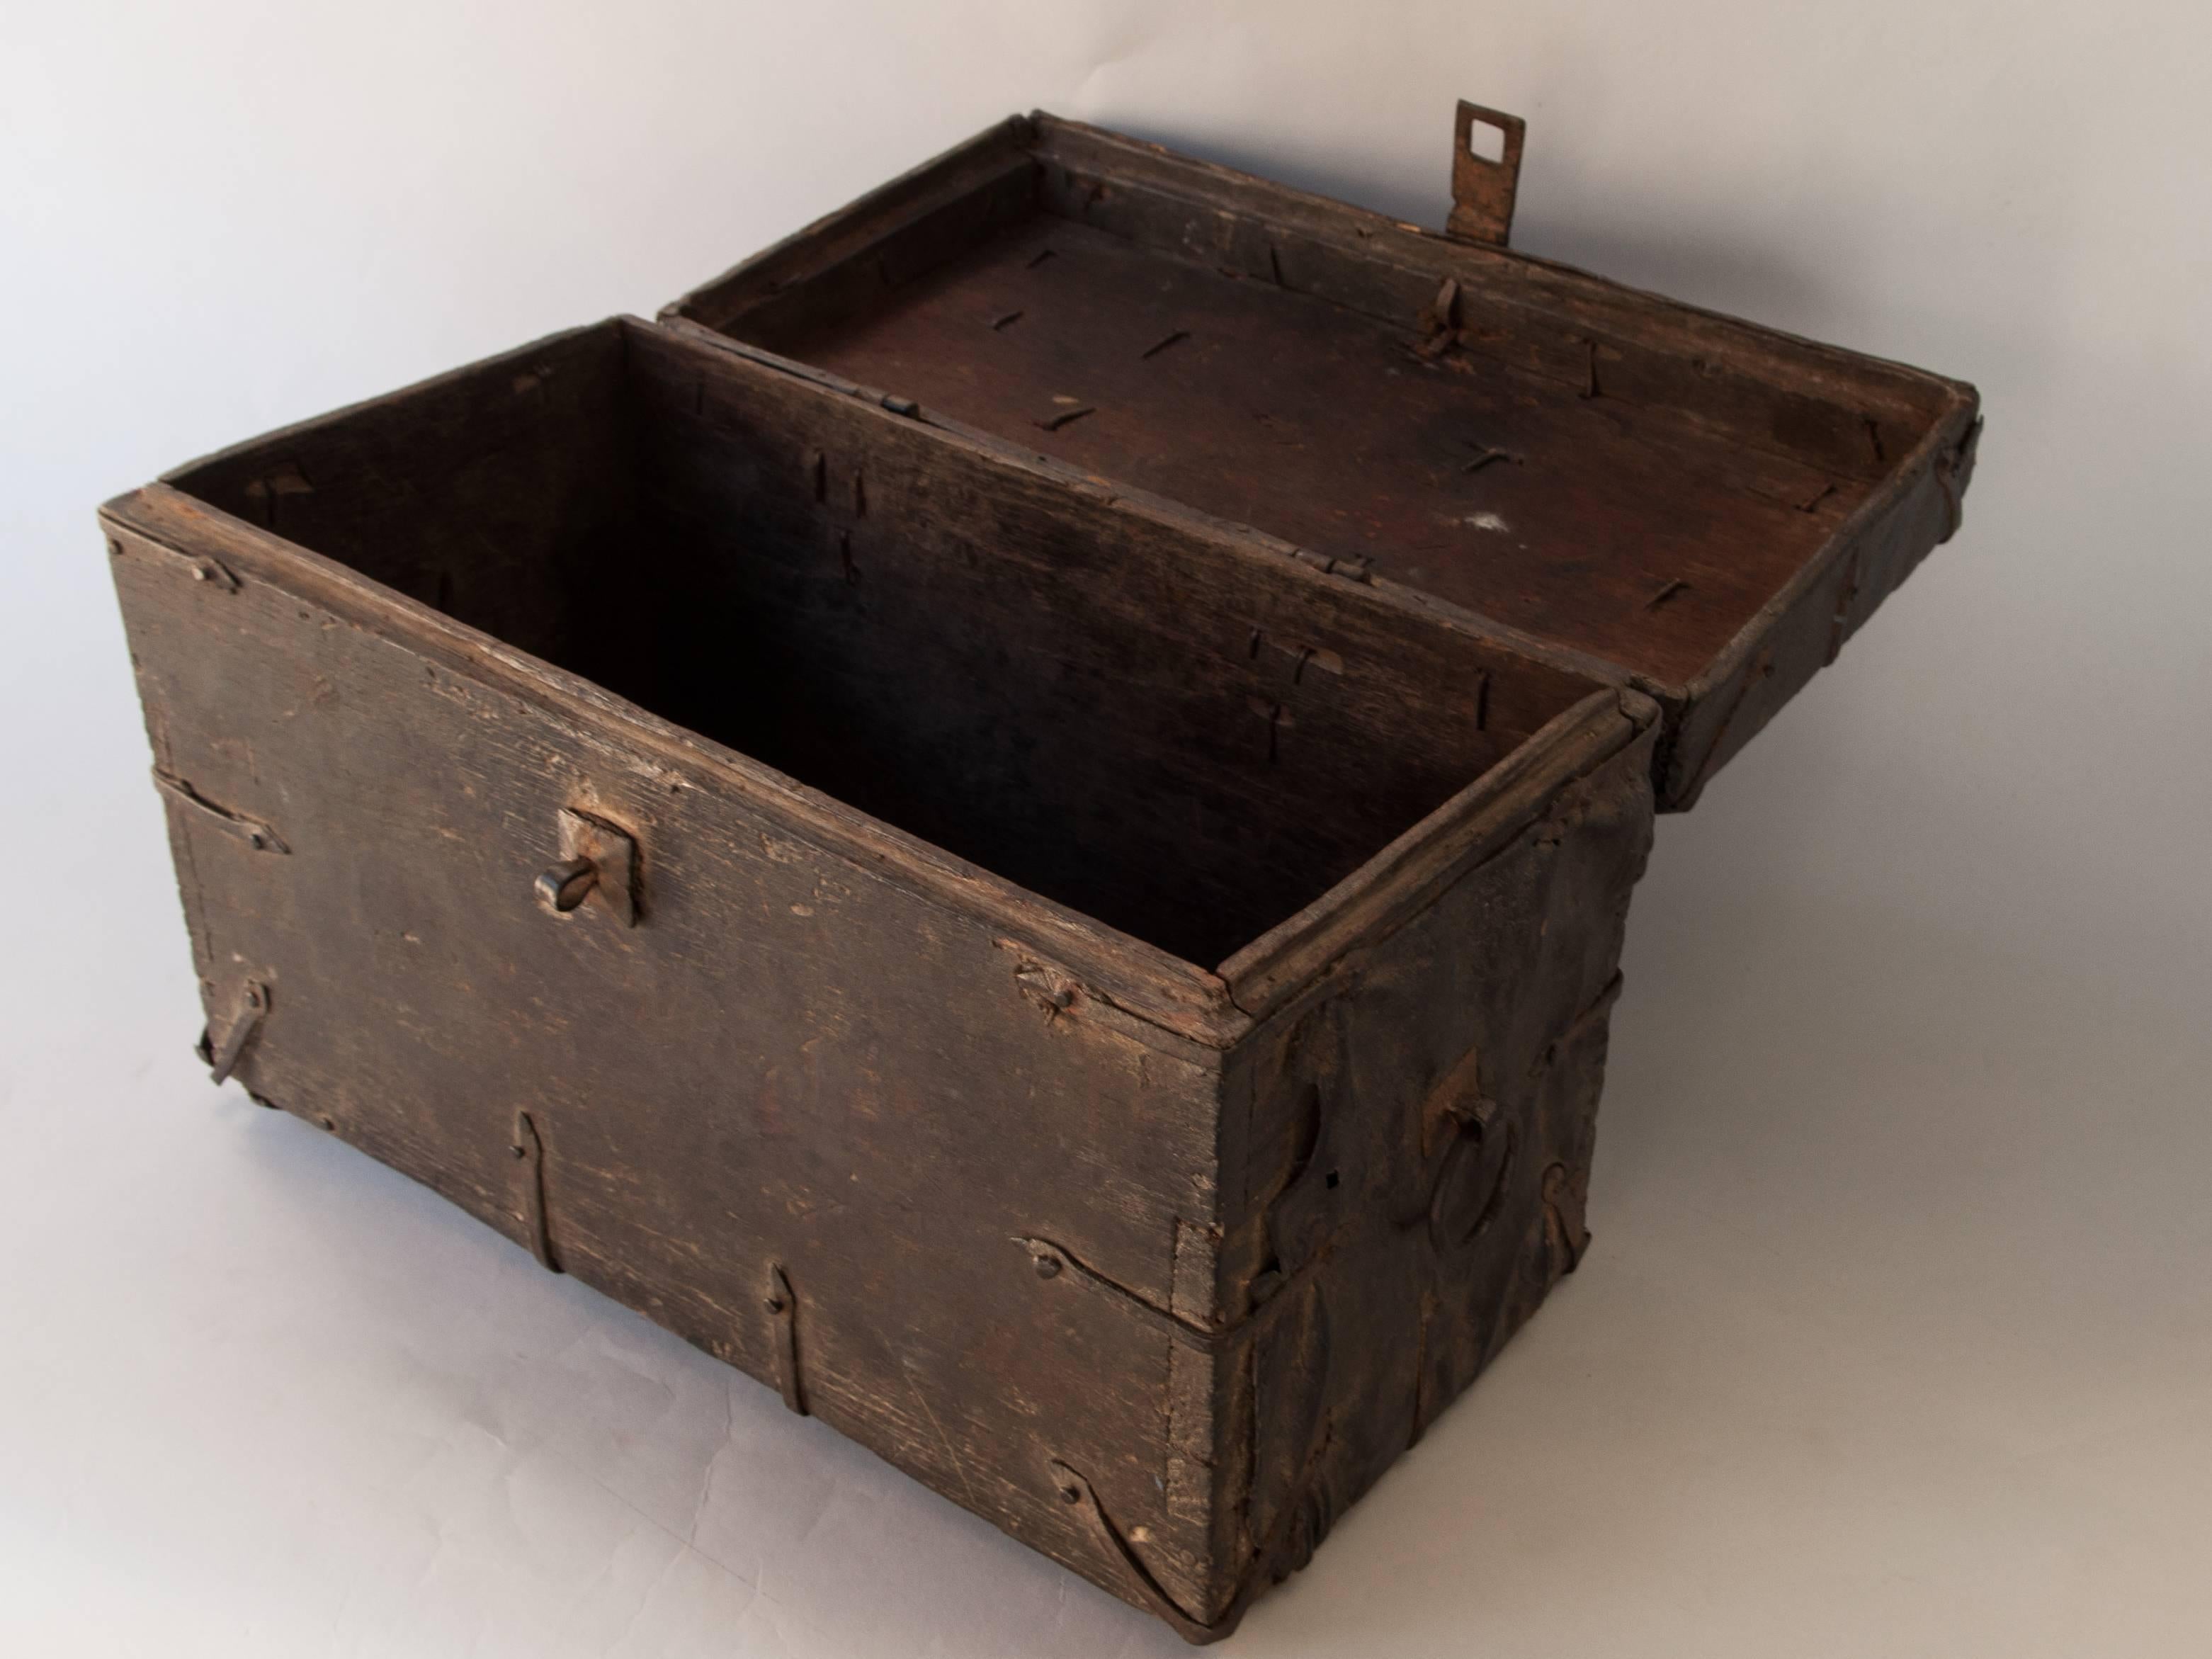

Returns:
152,768,288,854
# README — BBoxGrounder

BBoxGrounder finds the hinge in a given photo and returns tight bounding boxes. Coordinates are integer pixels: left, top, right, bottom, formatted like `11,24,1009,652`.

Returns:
1445,100,1526,248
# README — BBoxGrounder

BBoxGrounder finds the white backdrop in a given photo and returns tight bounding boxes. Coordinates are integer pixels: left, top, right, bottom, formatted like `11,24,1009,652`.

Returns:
4,3,2208,1654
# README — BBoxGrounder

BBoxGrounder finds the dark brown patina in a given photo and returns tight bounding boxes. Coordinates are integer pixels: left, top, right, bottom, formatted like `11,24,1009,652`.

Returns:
106,101,1977,1641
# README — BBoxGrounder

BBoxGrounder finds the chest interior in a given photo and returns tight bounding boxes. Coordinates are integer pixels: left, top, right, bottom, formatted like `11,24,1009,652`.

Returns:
166,319,1608,970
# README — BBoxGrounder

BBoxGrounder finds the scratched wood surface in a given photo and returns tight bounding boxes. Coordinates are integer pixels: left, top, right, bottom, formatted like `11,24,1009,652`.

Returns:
666,108,1980,808
106,316,1664,1638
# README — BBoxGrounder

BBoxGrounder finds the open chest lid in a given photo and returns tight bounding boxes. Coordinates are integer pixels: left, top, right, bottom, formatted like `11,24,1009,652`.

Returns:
661,101,1981,810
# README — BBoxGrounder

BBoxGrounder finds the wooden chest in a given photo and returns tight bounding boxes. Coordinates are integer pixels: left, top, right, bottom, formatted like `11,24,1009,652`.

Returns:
103,103,1978,1642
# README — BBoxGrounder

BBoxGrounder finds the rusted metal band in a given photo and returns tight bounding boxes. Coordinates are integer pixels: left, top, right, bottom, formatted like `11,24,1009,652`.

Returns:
196,978,269,1084
1014,1234,1317,1356
765,1262,807,1415
510,1110,562,1274
1540,970,1626,1069
1543,1160,1590,1274
1408,1291,1439,1448
153,769,288,854
1051,1420,1336,1644
1049,1459,1218,1642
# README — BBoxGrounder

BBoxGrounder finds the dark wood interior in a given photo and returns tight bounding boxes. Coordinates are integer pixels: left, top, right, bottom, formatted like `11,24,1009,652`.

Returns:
168,321,1603,968
676,123,1958,690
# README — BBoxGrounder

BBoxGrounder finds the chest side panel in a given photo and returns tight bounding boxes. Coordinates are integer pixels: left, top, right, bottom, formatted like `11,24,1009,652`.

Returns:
107,526,1234,1616
1208,719,1657,1614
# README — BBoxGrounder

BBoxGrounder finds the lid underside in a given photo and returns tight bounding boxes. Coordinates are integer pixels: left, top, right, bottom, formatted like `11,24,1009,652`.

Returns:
750,214,1885,689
